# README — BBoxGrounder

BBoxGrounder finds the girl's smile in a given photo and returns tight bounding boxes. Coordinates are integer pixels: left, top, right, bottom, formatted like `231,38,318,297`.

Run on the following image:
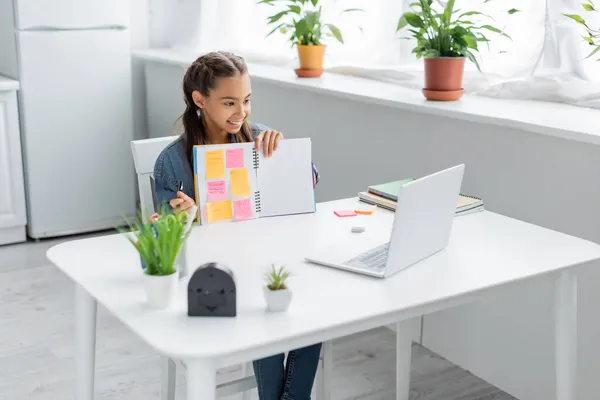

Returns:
226,119,244,128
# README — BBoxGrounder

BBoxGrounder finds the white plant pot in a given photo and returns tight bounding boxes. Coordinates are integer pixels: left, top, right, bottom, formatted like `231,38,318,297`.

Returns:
143,271,178,309
263,286,292,312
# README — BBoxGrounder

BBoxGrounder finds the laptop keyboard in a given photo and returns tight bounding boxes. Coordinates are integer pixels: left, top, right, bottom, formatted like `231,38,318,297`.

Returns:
344,242,390,271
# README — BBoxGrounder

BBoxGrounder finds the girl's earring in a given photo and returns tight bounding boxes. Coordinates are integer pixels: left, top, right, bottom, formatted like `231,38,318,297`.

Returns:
196,107,202,117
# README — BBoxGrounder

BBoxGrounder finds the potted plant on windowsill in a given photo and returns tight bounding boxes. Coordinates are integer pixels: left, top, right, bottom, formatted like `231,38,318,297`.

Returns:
396,0,519,101
263,264,293,312
564,1,600,59
259,0,361,78
121,206,194,309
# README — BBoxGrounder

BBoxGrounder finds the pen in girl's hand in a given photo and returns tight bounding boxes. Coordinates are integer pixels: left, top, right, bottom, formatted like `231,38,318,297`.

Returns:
178,181,184,191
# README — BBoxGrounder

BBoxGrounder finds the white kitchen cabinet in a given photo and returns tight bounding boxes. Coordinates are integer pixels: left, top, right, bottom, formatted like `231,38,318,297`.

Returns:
0,76,26,245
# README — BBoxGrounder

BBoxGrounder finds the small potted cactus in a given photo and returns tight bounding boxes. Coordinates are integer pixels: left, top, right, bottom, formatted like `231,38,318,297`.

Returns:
263,264,292,312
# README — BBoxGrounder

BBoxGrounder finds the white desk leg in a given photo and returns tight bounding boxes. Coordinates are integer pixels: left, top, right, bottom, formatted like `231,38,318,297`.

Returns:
321,340,333,400
555,270,577,400
396,320,412,400
75,284,97,400
186,360,216,400
160,356,176,400
240,361,252,400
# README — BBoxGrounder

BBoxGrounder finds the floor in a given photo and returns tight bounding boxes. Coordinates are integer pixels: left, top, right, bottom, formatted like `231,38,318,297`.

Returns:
0,233,516,400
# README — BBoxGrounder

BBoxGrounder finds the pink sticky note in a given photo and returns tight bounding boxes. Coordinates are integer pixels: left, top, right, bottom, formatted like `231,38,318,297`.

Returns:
334,210,357,217
207,180,227,202
226,148,244,169
233,198,253,220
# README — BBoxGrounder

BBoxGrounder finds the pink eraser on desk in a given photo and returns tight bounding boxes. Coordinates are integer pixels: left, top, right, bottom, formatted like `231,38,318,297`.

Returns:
334,210,357,217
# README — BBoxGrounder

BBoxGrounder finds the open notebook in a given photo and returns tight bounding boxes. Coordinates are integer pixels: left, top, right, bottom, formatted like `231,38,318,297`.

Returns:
193,138,315,225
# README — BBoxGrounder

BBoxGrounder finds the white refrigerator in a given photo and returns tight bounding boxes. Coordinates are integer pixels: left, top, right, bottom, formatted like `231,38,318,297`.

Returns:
0,0,137,238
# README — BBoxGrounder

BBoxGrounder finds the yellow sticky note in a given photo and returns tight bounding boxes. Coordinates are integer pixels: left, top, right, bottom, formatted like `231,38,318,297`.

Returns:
206,150,225,180
206,200,232,223
230,168,251,197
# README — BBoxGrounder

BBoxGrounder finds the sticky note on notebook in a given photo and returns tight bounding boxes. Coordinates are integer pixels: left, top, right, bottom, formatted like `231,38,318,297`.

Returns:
206,200,232,223
226,148,244,169
334,210,357,217
206,150,225,179
233,198,253,220
207,180,227,202
230,168,251,197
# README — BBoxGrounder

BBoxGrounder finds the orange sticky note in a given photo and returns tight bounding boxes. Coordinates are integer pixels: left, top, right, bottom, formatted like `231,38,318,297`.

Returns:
230,168,251,197
206,200,232,223
206,150,225,180
355,205,377,215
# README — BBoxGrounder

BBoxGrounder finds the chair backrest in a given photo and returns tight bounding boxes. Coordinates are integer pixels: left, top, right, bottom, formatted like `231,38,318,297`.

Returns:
131,136,178,220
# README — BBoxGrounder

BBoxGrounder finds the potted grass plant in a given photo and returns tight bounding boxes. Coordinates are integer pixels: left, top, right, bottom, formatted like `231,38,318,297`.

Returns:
396,0,519,101
263,264,293,312
258,0,361,77
121,206,193,309
564,1,600,60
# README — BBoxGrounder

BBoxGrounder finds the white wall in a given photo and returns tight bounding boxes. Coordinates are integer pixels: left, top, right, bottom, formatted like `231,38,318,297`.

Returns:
145,62,186,140
129,0,150,141
143,61,600,400
148,0,202,49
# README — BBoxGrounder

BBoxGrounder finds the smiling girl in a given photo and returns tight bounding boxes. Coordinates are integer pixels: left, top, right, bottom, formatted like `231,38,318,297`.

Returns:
153,51,322,399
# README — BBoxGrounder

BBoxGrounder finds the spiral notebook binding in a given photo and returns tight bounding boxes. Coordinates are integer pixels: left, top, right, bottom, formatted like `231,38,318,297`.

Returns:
253,150,261,213
254,191,261,213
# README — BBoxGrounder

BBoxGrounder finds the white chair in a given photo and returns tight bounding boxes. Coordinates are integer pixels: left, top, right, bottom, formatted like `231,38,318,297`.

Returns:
131,136,333,400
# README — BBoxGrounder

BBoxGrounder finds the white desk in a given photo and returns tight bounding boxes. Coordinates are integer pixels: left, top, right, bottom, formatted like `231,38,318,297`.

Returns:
47,198,600,400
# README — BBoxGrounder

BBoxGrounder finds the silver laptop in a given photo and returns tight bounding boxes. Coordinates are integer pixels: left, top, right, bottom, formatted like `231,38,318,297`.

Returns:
305,164,465,278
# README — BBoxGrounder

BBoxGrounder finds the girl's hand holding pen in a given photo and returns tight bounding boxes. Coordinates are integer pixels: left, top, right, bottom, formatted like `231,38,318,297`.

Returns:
170,182,196,217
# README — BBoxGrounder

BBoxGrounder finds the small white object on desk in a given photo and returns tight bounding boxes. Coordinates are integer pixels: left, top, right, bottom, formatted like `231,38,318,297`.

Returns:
351,226,365,233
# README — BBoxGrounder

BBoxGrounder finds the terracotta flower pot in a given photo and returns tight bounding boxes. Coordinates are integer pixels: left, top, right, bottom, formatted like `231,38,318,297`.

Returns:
296,44,325,78
422,57,465,101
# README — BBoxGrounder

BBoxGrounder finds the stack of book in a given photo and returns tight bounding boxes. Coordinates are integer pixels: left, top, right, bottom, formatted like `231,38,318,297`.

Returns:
358,179,484,216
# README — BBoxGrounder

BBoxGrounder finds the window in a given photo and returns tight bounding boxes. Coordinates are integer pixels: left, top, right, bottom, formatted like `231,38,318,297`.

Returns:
456,0,545,81
161,0,600,109
193,0,404,68
472,0,600,108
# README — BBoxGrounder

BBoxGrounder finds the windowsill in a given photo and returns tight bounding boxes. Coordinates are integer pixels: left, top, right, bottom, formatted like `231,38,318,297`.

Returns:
134,48,600,146
0,76,19,91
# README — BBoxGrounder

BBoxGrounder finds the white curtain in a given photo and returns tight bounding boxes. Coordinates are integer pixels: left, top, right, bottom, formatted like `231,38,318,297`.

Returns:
160,0,600,109
471,0,600,109
190,0,405,68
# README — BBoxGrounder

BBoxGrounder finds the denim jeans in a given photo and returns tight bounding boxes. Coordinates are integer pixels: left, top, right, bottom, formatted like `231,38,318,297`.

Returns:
253,342,322,400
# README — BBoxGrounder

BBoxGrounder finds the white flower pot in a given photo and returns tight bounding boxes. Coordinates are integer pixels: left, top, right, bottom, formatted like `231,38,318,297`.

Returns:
263,286,292,312
143,271,178,309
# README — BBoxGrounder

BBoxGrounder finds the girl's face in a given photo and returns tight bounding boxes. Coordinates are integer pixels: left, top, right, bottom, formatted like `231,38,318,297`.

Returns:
193,72,252,134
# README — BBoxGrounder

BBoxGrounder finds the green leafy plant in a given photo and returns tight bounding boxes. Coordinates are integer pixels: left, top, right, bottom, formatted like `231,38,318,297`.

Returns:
396,0,520,70
265,264,290,290
120,205,191,276
564,0,600,60
258,0,362,46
